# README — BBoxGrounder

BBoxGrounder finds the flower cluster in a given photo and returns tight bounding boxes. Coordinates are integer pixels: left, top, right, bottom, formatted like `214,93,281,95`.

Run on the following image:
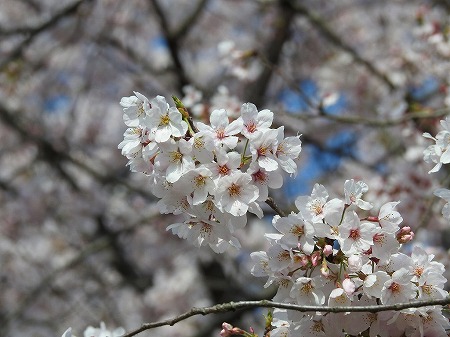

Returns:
250,181,449,337
118,92,302,252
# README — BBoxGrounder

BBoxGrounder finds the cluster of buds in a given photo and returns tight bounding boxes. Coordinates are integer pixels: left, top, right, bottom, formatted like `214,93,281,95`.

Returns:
250,181,448,337
118,92,302,252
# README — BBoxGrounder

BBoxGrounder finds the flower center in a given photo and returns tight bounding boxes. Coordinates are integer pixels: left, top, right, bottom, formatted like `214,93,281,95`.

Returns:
349,229,360,240
276,143,285,156
138,102,145,116
200,222,213,237
228,183,241,197
310,200,323,215
312,320,324,333
131,127,142,135
194,137,204,149
301,281,313,294
170,151,183,163
160,114,171,126
277,250,290,262
216,127,226,140
252,170,267,183
195,175,206,187
388,282,400,293
414,266,424,277
373,233,385,244
290,225,305,237
246,122,257,133
218,165,230,176
257,146,268,157
421,284,433,295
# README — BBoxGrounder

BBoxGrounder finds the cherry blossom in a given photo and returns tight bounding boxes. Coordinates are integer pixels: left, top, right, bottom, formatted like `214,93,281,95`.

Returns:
381,268,416,305
120,91,150,127
196,109,243,149
213,171,259,216
344,179,373,210
238,102,273,139
143,95,188,143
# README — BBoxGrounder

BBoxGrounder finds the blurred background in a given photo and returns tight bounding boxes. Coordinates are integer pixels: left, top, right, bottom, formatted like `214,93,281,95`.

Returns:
1,0,450,336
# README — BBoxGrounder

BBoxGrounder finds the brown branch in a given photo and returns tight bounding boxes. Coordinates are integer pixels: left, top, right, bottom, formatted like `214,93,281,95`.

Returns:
0,238,111,336
265,197,287,217
97,35,171,75
0,101,156,200
291,2,396,90
244,0,295,106
149,0,189,91
274,106,449,129
172,0,209,40
123,297,450,337
0,0,95,71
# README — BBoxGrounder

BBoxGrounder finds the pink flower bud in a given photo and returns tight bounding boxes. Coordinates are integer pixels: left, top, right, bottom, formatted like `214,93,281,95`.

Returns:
397,226,415,243
220,323,234,337
342,278,356,296
296,254,309,267
310,251,321,267
323,245,333,257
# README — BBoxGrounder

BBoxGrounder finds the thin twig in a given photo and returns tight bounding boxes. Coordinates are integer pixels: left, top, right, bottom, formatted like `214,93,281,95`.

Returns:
149,0,189,91
275,107,449,129
0,238,111,335
265,197,287,217
291,2,396,90
0,0,94,71
123,297,450,337
172,0,209,40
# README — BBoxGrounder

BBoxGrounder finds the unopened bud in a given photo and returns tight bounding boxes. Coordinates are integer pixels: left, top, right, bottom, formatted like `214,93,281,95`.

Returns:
321,261,330,277
220,323,234,337
310,251,321,267
397,226,415,243
220,323,245,337
342,278,355,296
323,244,333,257
172,95,190,118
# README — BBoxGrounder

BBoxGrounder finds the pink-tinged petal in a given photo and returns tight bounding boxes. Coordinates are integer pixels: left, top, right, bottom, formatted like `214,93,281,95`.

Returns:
226,199,248,216
192,189,208,205
170,120,188,137
268,171,283,189
226,118,243,135
221,136,239,149
441,147,450,163
152,95,169,113
121,140,141,154
278,157,297,174
210,109,229,128
434,188,450,200
240,103,258,119
166,164,183,183
248,201,263,218
356,199,373,210
196,121,213,133
258,156,279,171
155,126,172,143
257,109,273,128
227,151,242,167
